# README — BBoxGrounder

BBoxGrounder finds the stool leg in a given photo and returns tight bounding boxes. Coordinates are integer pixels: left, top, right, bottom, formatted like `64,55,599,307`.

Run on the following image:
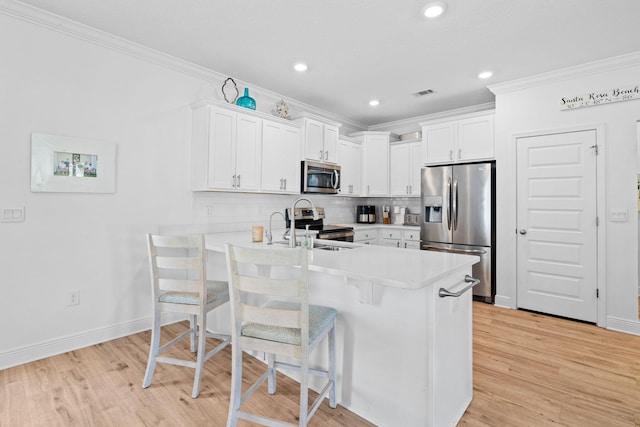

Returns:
192,313,206,398
328,321,337,408
227,344,242,427
299,358,309,427
142,306,161,389
189,314,197,353
267,353,276,394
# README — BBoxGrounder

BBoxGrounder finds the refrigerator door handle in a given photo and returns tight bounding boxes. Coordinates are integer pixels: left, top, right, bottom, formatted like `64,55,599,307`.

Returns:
453,179,459,231
446,177,452,231
421,245,487,255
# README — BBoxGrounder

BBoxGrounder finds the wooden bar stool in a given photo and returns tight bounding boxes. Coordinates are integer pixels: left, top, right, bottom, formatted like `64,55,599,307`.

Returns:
142,234,231,398
224,244,337,427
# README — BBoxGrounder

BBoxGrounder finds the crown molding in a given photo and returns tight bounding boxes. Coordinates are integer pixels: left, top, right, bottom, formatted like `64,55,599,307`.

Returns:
0,0,367,130
369,102,495,132
488,51,640,95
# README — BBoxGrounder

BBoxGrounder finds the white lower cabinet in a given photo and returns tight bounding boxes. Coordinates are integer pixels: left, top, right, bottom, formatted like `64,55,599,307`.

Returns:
380,229,402,248
378,227,421,249
261,121,300,194
354,228,379,245
402,230,421,249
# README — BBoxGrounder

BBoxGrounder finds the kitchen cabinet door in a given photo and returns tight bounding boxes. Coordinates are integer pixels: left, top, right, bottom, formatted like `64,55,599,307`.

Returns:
338,139,362,196
390,141,421,197
206,107,236,190
297,116,341,163
421,112,494,165
234,113,262,191
421,122,456,165
457,114,494,161
191,104,261,191
361,133,389,196
305,119,325,162
409,142,422,196
262,121,300,194
323,124,339,163
390,143,410,196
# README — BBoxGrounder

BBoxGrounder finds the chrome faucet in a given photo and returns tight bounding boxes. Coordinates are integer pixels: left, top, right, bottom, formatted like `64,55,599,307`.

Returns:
266,211,286,245
289,197,318,248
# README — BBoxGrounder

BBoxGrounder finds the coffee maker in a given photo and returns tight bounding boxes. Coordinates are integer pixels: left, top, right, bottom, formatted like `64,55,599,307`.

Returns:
356,205,376,224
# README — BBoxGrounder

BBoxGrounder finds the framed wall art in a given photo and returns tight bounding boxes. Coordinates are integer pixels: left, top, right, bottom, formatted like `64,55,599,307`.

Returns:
30,133,116,193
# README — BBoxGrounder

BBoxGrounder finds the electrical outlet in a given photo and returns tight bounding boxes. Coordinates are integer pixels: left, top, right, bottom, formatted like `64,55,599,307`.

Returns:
67,290,80,306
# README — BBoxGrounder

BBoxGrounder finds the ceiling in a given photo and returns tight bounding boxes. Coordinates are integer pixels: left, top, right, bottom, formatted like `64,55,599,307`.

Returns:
14,0,640,127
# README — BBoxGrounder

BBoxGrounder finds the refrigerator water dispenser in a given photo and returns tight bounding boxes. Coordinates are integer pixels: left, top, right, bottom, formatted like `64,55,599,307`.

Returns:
423,196,443,223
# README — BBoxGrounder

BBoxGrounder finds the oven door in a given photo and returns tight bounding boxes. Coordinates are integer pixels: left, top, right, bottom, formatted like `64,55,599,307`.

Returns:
302,160,340,194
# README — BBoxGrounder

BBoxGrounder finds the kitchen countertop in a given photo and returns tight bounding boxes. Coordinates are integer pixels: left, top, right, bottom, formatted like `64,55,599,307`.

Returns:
205,230,477,290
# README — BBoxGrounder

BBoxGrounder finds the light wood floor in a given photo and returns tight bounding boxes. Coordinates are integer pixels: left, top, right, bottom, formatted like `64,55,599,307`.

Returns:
2,302,640,426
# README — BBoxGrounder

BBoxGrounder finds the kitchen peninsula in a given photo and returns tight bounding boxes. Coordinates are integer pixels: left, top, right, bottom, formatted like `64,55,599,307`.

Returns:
205,232,479,427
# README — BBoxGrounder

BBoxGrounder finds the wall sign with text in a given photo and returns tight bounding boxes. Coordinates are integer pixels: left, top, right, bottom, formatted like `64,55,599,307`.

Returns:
560,84,639,110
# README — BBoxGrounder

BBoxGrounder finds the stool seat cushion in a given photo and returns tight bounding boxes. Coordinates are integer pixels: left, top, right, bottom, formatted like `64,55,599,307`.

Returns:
159,280,229,305
242,301,337,346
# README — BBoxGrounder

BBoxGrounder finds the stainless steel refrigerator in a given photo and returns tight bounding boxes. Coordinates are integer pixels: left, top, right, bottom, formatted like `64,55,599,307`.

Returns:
420,162,495,302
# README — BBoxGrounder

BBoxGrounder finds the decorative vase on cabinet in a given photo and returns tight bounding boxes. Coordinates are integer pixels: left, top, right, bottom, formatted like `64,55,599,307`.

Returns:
236,88,256,110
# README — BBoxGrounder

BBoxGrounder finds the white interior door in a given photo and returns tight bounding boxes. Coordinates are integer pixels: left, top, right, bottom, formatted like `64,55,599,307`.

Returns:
516,130,598,322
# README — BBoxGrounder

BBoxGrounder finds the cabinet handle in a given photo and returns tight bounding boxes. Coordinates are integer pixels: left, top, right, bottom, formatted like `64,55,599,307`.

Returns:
409,185,412,194
404,242,407,248
284,178,287,190
325,150,329,161
458,148,462,159
279,178,283,190
237,174,241,188
450,150,453,160
319,150,324,160
367,185,370,195
396,241,400,248
232,174,237,188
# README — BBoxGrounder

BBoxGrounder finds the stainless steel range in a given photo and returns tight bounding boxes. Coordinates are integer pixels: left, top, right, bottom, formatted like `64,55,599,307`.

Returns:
286,207,355,242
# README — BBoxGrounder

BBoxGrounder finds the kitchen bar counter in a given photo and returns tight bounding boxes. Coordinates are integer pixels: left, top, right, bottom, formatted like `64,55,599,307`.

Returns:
205,231,475,290
204,231,478,427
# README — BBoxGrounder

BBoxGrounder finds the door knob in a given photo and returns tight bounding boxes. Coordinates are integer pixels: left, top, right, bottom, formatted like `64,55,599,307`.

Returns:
519,229,527,235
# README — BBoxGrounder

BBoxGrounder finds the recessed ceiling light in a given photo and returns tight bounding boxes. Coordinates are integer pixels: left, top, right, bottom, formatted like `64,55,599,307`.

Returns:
422,2,447,18
478,71,493,79
369,99,380,107
294,63,308,72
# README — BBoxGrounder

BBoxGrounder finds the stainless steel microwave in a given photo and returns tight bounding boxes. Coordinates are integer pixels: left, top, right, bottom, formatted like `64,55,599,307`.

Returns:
301,160,340,194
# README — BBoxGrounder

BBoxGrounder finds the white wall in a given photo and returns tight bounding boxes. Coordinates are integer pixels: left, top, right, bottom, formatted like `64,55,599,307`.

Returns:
0,10,362,369
491,56,640,333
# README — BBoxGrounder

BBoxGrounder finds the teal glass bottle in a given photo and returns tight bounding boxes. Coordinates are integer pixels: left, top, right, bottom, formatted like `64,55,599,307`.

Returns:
236,87,256,110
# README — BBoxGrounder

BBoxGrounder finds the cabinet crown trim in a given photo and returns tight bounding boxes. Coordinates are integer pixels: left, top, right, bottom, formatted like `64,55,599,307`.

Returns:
418,110,495,127
290,112,342,128
191,98,303,128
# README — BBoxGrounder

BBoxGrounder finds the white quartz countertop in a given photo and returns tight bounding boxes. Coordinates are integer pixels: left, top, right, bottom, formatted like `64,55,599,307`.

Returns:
205,231,478,290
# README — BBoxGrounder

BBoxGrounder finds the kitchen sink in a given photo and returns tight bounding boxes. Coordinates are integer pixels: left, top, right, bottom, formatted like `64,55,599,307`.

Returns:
270,240,355,251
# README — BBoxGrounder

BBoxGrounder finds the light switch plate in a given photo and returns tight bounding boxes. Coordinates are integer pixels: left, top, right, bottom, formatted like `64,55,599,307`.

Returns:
1,207,25,223
610,209,628,222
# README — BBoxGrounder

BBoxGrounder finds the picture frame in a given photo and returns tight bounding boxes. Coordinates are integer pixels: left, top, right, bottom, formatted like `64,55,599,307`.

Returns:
31,133,116,193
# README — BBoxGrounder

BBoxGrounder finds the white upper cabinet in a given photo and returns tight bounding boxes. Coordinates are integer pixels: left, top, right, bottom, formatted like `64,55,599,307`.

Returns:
352,131,390,197
191,103,262,191
261,120,300,194
421,112,494,165
389,140,421,197
293,114,341,163
337,137,362,196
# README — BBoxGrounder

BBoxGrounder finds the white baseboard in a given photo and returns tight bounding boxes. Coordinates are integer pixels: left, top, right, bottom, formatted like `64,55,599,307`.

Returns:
0,313,185,370
493,294,514,309
605,316,640,336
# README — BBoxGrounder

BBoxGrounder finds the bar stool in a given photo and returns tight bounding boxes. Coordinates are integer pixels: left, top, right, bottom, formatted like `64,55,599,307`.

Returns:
142,234,231,398
224,243,337,427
